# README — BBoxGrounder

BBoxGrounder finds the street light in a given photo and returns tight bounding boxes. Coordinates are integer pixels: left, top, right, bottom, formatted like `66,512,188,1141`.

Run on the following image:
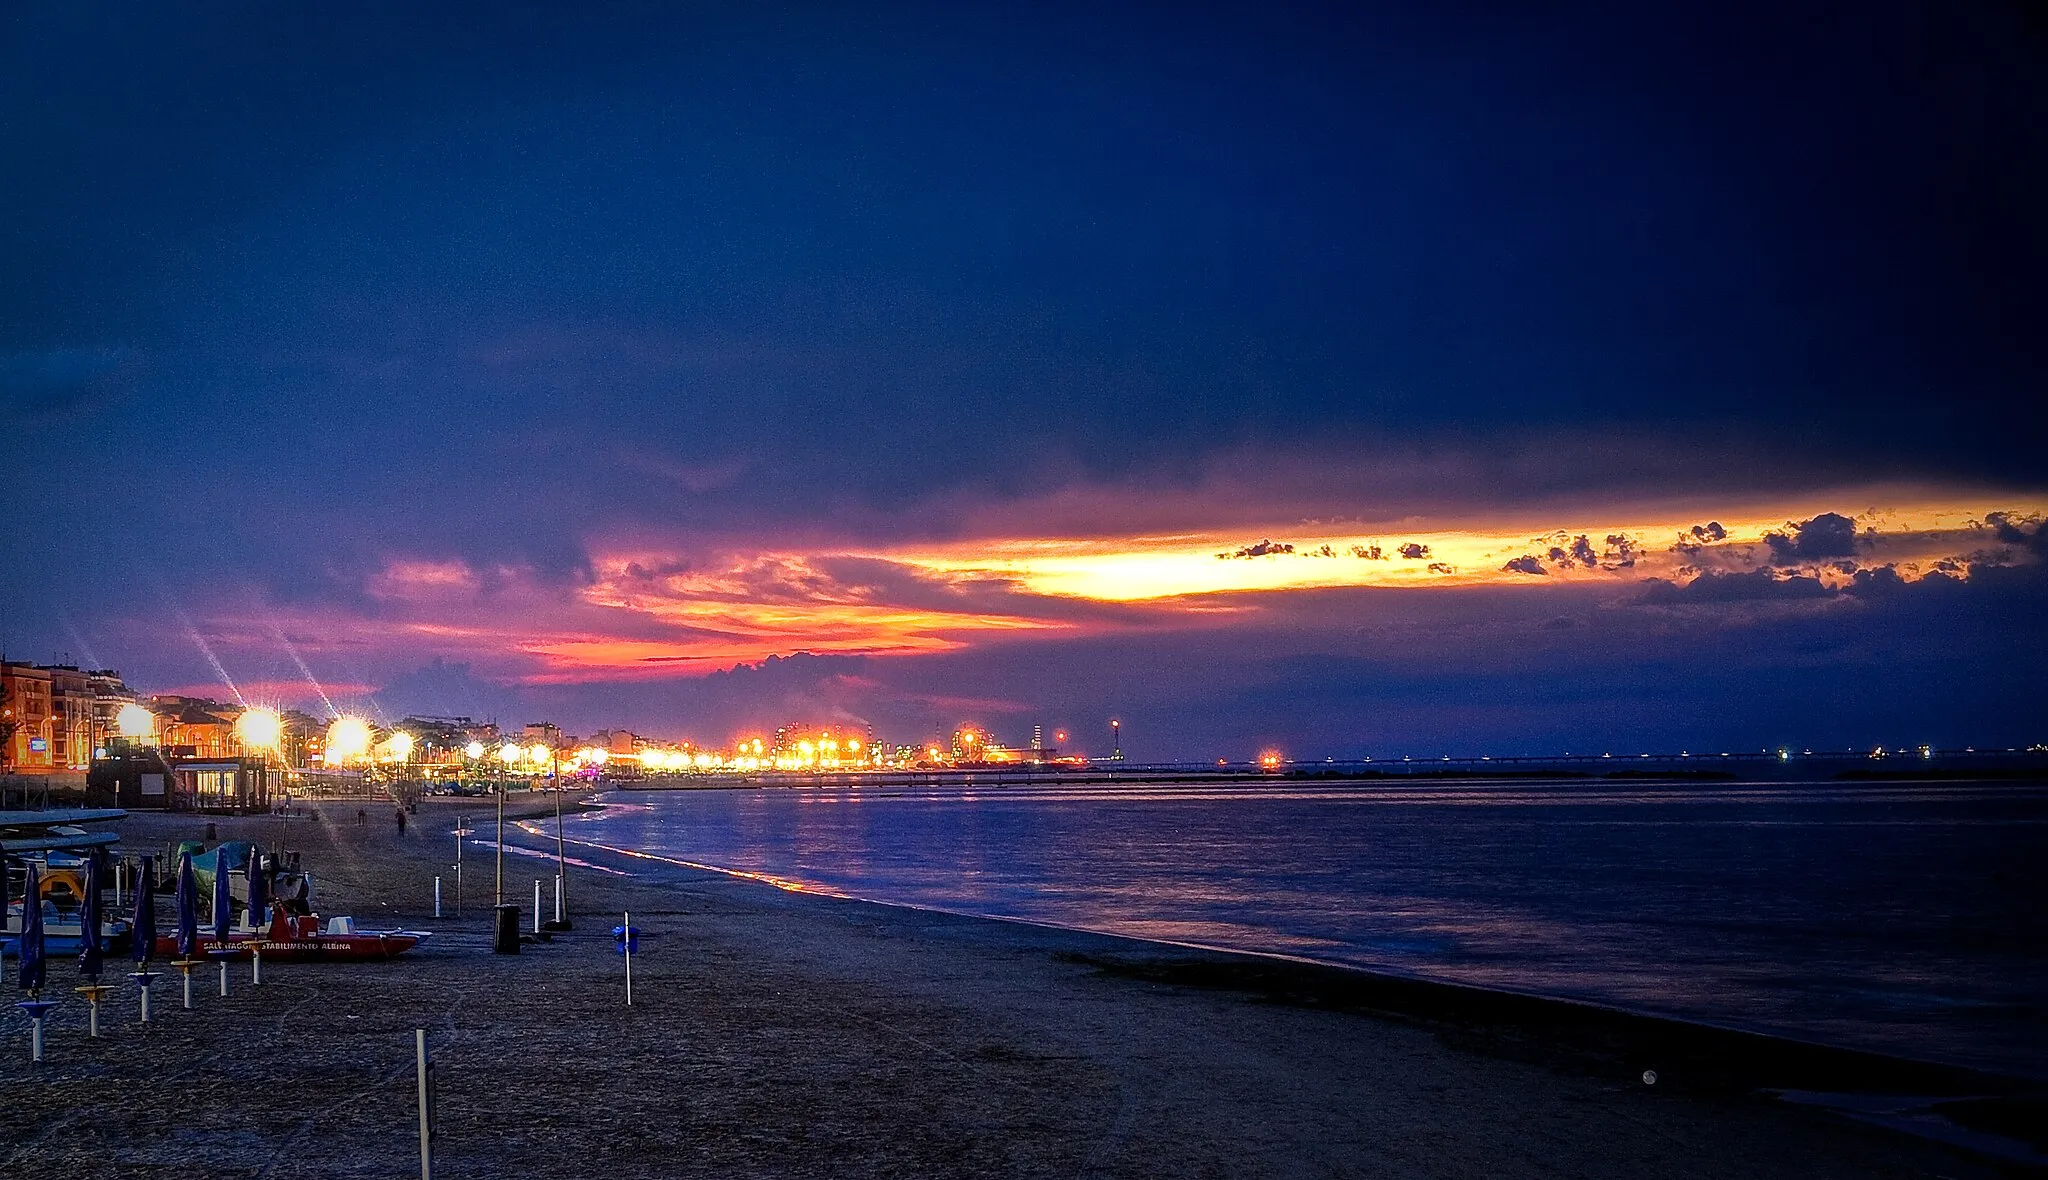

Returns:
236,708,282,751
327,717,372,764
117,703,154,741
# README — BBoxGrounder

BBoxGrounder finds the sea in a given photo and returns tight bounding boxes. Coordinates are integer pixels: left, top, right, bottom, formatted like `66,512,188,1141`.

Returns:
561,770,2048,1080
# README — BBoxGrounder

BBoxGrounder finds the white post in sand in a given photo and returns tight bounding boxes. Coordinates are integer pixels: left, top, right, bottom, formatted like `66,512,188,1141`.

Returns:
251,944,263,986
554,874,563,924
219,957,230,997
415,1027,434,1180
434,876,442,919
533,880,542,933
623,909,633,1006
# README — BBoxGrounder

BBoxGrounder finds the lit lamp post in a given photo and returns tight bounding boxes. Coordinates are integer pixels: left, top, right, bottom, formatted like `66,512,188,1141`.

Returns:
495,744,520,906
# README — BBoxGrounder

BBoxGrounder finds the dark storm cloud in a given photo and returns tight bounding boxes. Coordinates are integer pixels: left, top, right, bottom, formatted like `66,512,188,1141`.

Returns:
1984,511,2048,559
1218,540,1295,560
1502,556,1547,576
1689,522,1729,543
1602,534,1637,569
1637,568,1834,604
1764,512,1864,565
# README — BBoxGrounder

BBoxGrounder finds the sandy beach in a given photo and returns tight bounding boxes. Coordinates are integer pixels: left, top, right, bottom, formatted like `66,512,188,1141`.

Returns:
1,798,2036,1178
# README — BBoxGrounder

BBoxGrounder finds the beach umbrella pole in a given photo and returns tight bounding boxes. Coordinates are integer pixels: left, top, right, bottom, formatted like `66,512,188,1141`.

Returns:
75,984,110,1036
176,962,194,1008
533,880,541,933
252,945,262,986
130,971,159,1023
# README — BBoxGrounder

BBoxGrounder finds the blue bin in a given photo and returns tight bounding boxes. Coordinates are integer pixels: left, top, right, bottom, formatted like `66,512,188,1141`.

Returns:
611,924,640,955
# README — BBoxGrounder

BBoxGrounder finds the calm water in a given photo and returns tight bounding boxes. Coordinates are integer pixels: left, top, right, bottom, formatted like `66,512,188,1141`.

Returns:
564,777,2048,1078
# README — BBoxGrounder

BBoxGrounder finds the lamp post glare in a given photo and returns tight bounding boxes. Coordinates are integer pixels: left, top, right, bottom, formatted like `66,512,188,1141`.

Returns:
327,717,373,763
465,740,485,760
236,708,282,751
117,703,155,740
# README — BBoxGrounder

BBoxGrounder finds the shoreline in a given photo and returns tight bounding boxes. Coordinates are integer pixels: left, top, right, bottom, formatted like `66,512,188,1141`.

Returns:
523,808,2048,1167
541,806,2037,1093
3,802,2040,1176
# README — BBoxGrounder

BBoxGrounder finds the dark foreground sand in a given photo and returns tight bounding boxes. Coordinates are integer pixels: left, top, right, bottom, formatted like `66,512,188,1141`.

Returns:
2,799,2039,1178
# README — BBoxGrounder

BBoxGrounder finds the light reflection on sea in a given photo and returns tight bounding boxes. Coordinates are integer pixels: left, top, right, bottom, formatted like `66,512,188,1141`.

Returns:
569,778,2047,1079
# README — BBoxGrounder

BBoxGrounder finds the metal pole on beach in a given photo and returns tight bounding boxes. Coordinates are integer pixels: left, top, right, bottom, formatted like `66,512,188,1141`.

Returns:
415,1028,434,1180
623,909,632,1006
494,784,504,907
533,880,541,933
434,876,442,919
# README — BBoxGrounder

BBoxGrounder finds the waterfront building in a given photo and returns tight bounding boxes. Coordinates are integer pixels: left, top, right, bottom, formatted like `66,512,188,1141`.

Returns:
0,661,54,771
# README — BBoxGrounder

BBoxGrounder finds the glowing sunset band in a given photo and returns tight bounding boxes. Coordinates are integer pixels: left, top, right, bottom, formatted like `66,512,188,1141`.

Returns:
753,496,2045,602
216,491,2044,686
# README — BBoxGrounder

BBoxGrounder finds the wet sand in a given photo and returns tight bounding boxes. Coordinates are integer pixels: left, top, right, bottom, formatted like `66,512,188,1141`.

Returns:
1,799,2037,1178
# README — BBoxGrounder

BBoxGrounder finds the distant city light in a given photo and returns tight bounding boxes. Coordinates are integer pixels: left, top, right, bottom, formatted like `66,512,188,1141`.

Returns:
386,731,415,762
465,740,486,760
528,743,550,764
499,743,521,765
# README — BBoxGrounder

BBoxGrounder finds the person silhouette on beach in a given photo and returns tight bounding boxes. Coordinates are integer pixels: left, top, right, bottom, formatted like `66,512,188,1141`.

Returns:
395,807,408,834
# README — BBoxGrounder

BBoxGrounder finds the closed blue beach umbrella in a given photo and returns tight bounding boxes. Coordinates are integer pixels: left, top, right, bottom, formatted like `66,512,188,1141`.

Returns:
246,851,268,929
131,857,157,967
18,863,46,994
77,850,103,980
210,851,232,945
175,853,198,960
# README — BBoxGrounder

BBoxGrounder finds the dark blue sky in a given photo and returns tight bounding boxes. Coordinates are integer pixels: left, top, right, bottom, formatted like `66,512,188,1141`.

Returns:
4,2,2044,756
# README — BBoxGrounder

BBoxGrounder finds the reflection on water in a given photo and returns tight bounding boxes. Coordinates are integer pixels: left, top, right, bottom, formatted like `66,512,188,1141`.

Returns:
571,778,2048,1078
